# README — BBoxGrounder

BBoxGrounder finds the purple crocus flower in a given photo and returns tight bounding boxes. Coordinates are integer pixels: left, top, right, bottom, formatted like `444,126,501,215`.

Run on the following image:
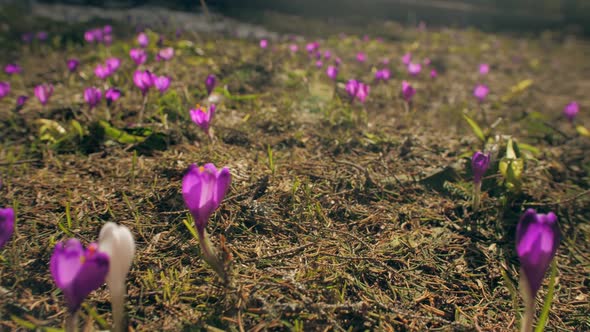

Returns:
563,102,579,122
430,69,438,79
105,57,121,72
50,239,110,313
36,31,48,41
401,81,415,102
67,59,79,72
334,57,342,66
516,209,560,300
103,25,113,35
129,48,147,66
306,42,319,54
375,69,391,82
356,52,367,63
423,58,431,66
181,162,231,235
4,63,22,75
84,87,102,110
95,64,112,80
34,84,54,106
103,34,113,46
22,32,34,43
323,50,332,60
154,76,171,94
259,39,268,49
408,62,422,76
105,88,121,106
479,63,490,75
471,151,490,184
315,60,323,68
289,44,298,53
473,84,489,102
326,66,338,81
0,82,10,100
402,53,412,65
356,83,370,103
346,79,359,100
205,74,217,96
0,207,15,249
84,30,95,43
156,47,174,61
137,32,149,48
133,70,154,95
16,95,29,109
190,104,216,135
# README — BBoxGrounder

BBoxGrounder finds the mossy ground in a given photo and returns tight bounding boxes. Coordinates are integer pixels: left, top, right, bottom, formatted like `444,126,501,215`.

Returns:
0,6,589,332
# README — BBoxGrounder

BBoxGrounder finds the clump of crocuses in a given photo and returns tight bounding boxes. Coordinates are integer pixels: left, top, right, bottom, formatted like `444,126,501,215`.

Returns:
0,207,15,250
346,79,369,104
375,69,391,82
516,209,560,332
182,163,231,282
50,239,109,331
471,151,490,211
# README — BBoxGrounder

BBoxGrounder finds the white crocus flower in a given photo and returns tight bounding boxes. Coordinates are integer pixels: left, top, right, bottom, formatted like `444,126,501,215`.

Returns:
99,222,135,332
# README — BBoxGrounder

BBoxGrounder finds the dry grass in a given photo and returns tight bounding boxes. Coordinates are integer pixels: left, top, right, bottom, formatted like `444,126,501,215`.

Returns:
0,7,589,332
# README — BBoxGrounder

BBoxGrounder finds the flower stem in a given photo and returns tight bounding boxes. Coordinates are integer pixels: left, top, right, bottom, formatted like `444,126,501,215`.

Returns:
65,310,78,332
472,181,482,211
521,299,535,332
111,285,127,332
197,229,227,283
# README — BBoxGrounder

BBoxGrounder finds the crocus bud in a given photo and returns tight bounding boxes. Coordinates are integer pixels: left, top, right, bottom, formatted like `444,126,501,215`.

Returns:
516,209,560,300
326,66,338,81
473,84,489,102
479,63,490,75
205,74,216,96
402,52,411,65
355,83,370,103
105,88,122,106
84,87,102,110
99,222,135,332
430,69,438,79
563,101,579,122
190,104,216,136
182,163,231,235
129,48,147,66
0,82,10,100
516,209,560,332
401,81,415,102
471,151,490,184
16,95,28,110
0,207,15,249
356,52,367,63
408,62,421,76
154,75,171,94
4,63,22,75
137,32,149,48
67,59,79,72
34,84,54,106
50,239,109,313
